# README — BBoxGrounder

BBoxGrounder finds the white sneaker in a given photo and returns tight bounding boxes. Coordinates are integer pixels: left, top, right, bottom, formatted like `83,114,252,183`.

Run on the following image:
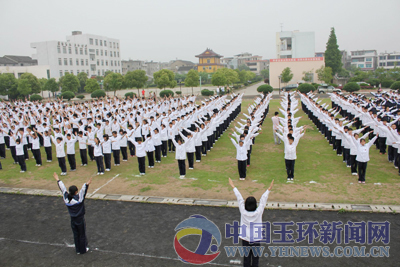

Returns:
239,178,245,181
123,160,127,162
196,160,200,163
83,164,87,166
37,164,41,167
20,170,25,173
100,172,104,175
105,169,110,171
97,172,100,175
189,167,193,170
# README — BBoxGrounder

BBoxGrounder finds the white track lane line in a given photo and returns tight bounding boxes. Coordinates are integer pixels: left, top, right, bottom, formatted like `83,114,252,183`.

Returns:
90,174,120,196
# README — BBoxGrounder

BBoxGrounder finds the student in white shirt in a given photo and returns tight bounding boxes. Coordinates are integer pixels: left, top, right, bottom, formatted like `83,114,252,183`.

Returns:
101,134,112,171
172,137,186,178
66,134,78,171
128,137,150,175
119,129,128,161
29,130,42,166
50,128,67,175
271,112,281,144
145,134,155,168
356,134,379,183
230,137,250,180
110,131,122,166
228,178,274,267
91,137,104,175
152,128,162,163
276,132,305,181
36,130,52,162
77,131,88,166
12,135,26,172
160,124,168,157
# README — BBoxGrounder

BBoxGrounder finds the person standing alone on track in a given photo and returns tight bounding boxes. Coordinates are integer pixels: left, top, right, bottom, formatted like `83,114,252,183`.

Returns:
53,172,92,255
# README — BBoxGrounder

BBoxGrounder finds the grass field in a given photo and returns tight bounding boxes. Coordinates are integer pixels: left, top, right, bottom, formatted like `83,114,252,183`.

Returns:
1,99,399,205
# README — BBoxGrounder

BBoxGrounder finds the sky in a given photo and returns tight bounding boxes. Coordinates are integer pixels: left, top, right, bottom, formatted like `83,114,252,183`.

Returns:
1,0,399,63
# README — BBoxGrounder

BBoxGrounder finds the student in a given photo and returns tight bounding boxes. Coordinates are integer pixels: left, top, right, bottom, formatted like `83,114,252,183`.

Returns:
128,137,150,175
36,130,52,162
145,134,155,168
172,137,186,178
152,128,162,163
180,131,195,170
356,134,379,183
66,134,77,172
276,131,305,181
160,124,168,158
53,172,92,255
110,131,122,166
29,130,42,166
101,134,112,172
230,137,249,180
13,136,26,173
228,178,274,267
119,130,128,162
51,129,67,176
271,112,281,145
91,137,104,175
77,131,88,166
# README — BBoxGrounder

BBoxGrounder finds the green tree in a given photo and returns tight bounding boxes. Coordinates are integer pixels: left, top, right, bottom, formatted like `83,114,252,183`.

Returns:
221,68,239,86
260,69,269,79
238,64,250,71
302,70,314,83
211,70,227,87
124,70,148,95
17,79,32,96
104,72,124,96
20,73,40,94
199,72,210,84
0,73,18,97
316,66,333,84
153,69,176,89
39,78,47,96
84,78,100,93
44,78,59,97
59,73,79,93
77,72,88,93
280,67,293,84
104,70,113,77
184,69,200,95
324,27,342,75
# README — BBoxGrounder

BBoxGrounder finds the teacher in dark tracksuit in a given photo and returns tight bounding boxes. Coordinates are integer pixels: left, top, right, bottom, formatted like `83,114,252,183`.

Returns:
53,172,92,255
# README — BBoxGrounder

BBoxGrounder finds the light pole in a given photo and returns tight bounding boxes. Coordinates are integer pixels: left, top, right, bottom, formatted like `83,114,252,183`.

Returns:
278,75,282,95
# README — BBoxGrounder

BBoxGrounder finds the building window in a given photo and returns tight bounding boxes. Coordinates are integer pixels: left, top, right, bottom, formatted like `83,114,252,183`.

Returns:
60,70,63,76
397,56,400,60
86,70,89,75
106,60,108,66
77,70,80,74
366,58,372,62
111,61,113,66
64,58,68,65
100,40,103,46
379,56,386,60
388,56,396,60
63,46,67,53
358,64,365,68
91,64,96,71
102,69,105,75
117,43,119,49
81,59,84,65
71,70,73,74
85,48,87,55
114,51,116,57
86,59,88,66
76,59,79,66
98,70,100,76
101,60,104,66
105,50,107,56
80,48,83,55
110,52,113,57
366,64,372,68
104,40,107,47
117,52,119,57
96,49,99,56
75,47,78,54
57,46,61,53
118,61,120,66
114,60,117,66
95,39,98,45
97,60,99,66
89,38,93,45
207,59,210,63
101,50,103,56
58,58,62,65
69,58,73,65
68,47,72,54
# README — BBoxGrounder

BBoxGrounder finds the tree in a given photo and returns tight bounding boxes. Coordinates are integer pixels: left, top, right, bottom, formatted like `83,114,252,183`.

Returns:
238,64,250,71
316,66,333,84
260,69,269,79
0,73,18,97
124,70,148,95
257,84,273,94
199,72,210,84
17,79,32,96
302,70,314,83
184,69,200,94
373,67,388,83
389,66,400,81
104,72,124,96
77,72,88,93
20,73,41,94
44,78,59,97
104,70,113,77
390,81,400,91
39,78,47,96
297,83,315,93
343,82,361,92
84,78,100,93
59,73,79,93
211,70,227,87
280,67,293,84
153,69,176,89
324,27,342,75
221,68,239,86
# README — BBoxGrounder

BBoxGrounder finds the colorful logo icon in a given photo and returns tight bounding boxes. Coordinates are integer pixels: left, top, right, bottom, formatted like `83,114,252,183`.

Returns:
174,215,221,264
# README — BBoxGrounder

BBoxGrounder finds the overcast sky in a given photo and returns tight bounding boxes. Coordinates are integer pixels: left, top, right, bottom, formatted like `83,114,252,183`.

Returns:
1,0,399,63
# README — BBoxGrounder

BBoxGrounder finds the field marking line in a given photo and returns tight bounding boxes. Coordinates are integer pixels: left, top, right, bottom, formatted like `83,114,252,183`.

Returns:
0,237,232,266
90,174,120,196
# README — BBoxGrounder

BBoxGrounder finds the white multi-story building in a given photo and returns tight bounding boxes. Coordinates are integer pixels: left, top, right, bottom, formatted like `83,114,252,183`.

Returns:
350,50,377,71
276,30,315,59
31,31,121,79
378,52,400,69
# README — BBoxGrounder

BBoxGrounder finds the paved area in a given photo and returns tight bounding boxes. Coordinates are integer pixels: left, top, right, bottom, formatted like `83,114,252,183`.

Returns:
0,193,398,267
